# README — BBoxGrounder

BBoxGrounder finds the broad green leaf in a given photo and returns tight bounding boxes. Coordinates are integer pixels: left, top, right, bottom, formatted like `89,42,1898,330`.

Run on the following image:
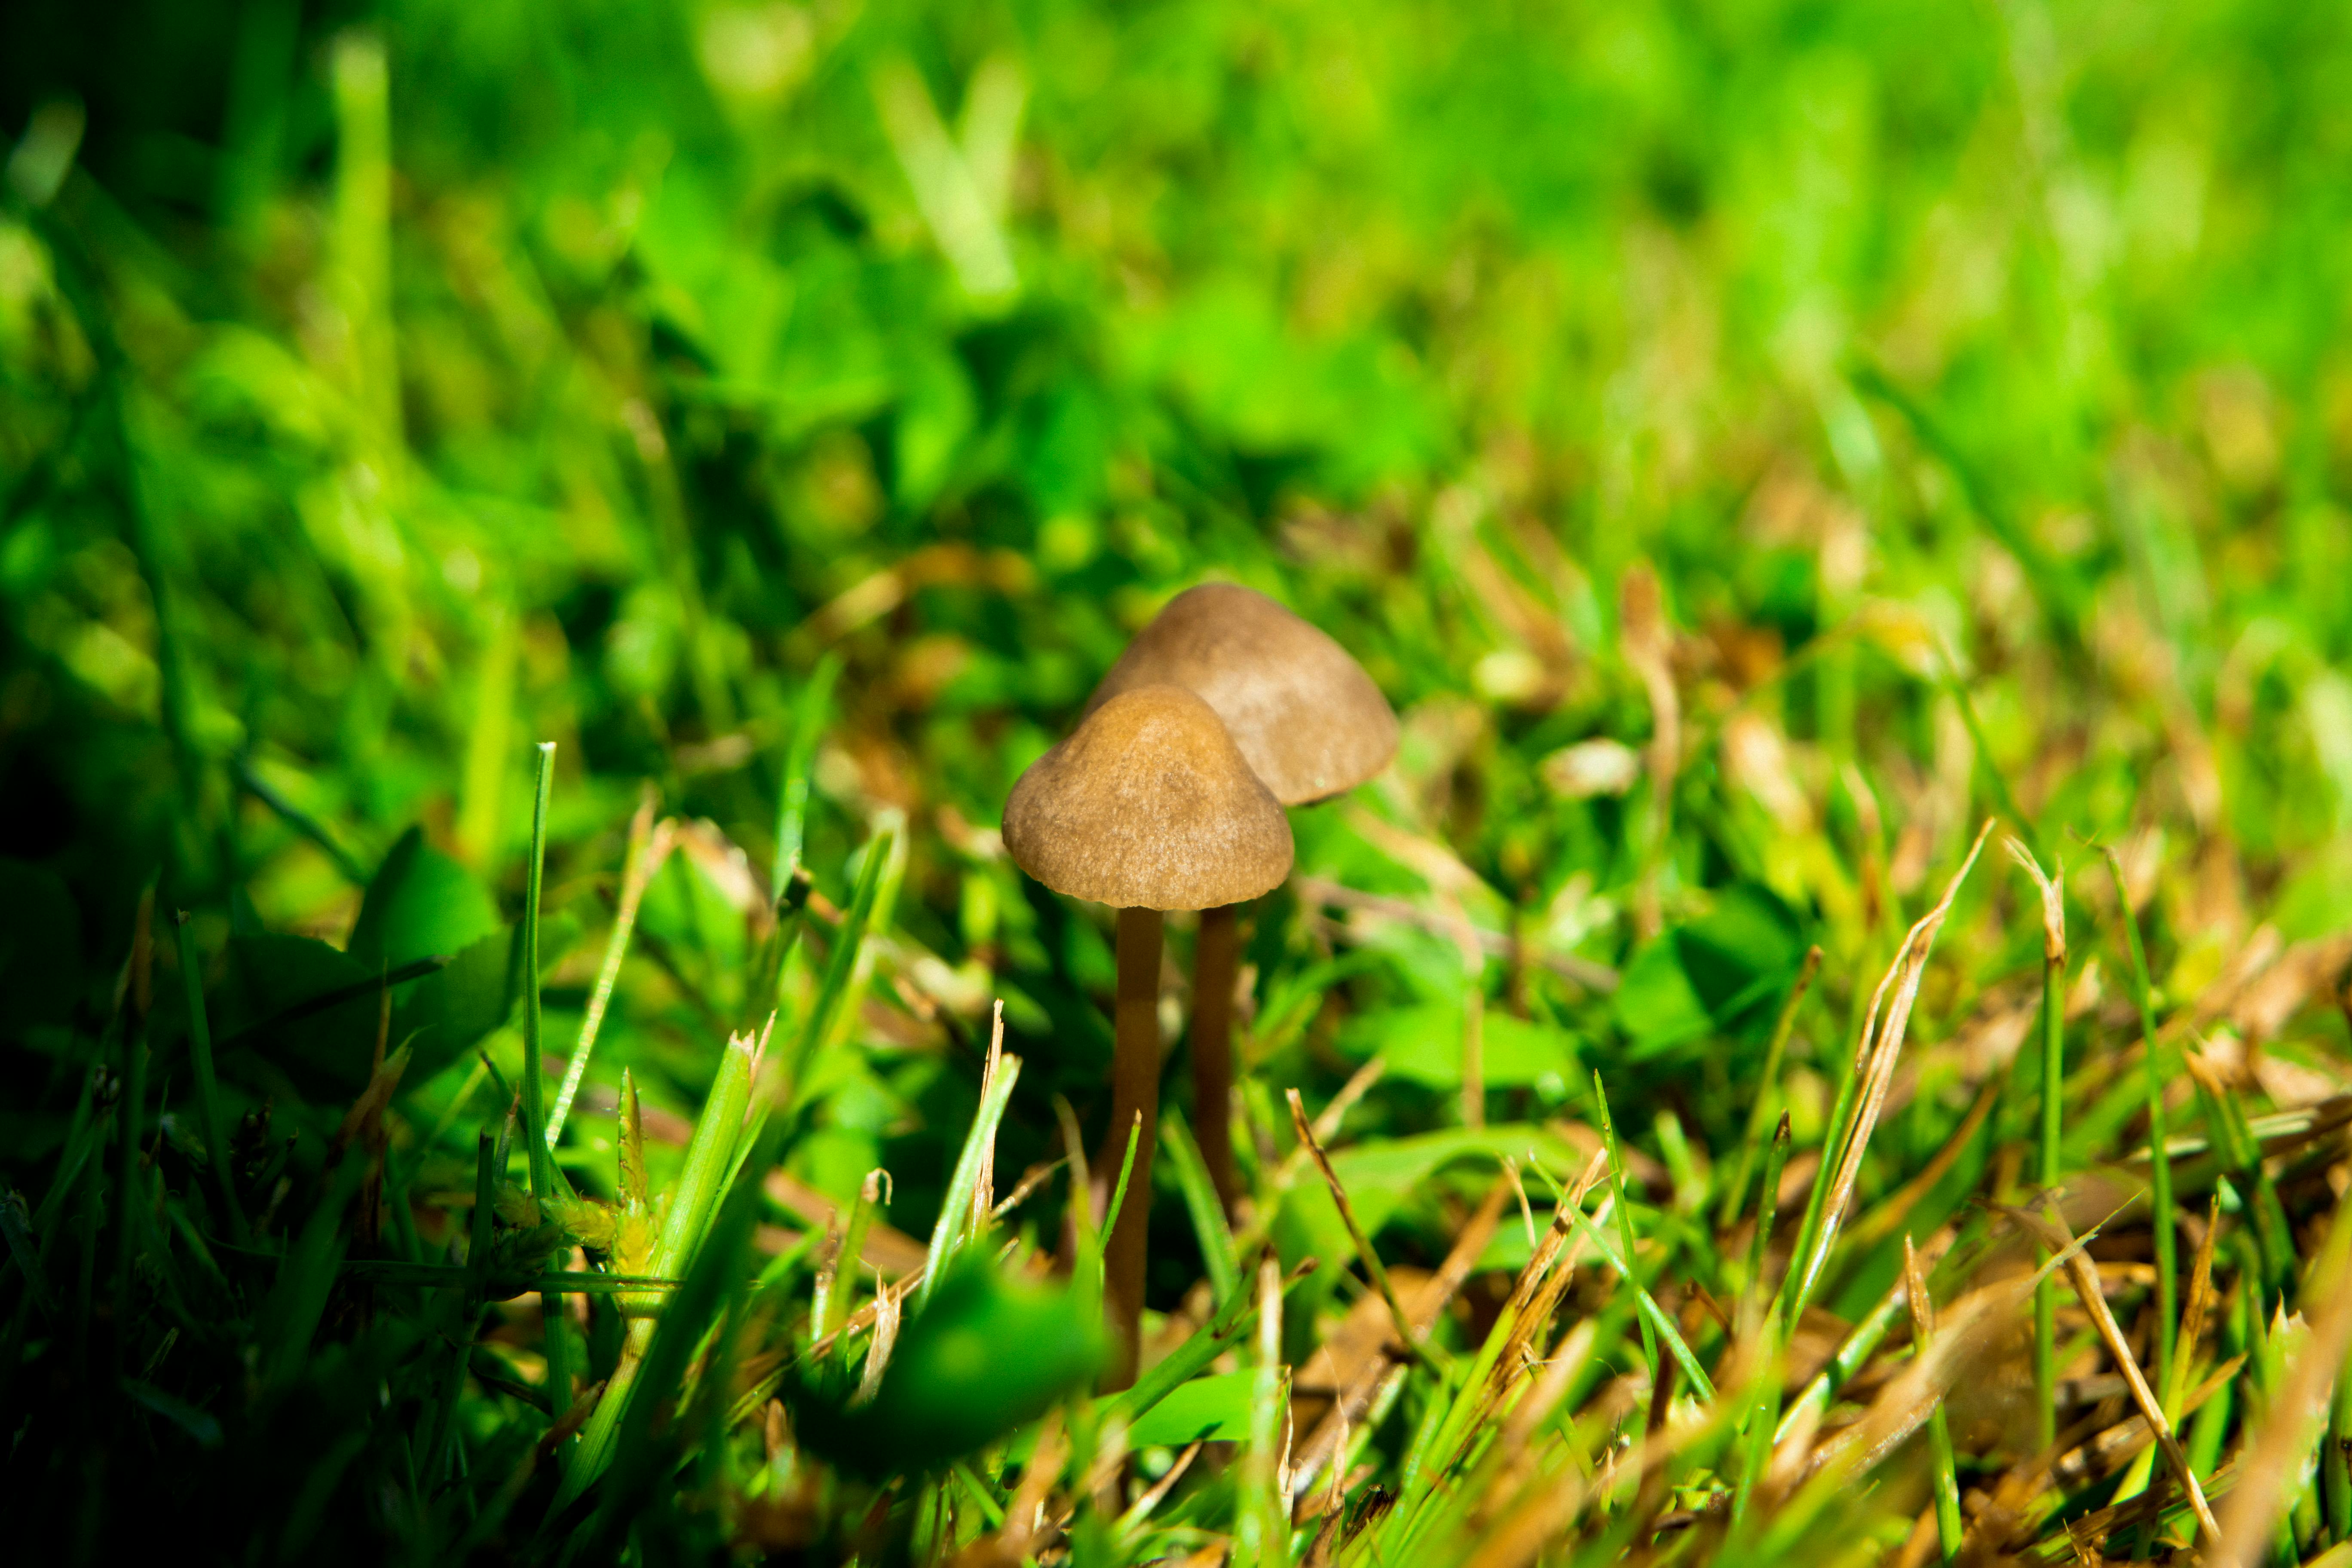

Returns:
1337,1002,1579,1090
795,1261,1103,1479
1613,885,1806,1058
347,826,499,972
1128,1367,1254,1448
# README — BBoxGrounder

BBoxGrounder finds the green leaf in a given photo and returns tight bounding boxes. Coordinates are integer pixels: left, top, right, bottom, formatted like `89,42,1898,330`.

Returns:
796,1260,1104,1479
1611,940,1715,1056
1612,885,1804,1058
346,826,499,972
213,933,383,1098
389,926,520,1087
1127,1367,1254,1448
1338,1003,1579,1090
1276,1124,1580,1267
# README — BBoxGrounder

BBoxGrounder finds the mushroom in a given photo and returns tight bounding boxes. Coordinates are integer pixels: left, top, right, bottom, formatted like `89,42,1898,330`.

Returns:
1086,583,1397,1215
1002,683,1294,1387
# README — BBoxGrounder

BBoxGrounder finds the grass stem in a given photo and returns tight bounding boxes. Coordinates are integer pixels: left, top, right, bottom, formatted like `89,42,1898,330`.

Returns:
1903,1237,1962,1564
1718,946,1822,1232
173,912,245,1244
2104,847,2176,1385
1592,1070,1657,1379
518,742,570,1426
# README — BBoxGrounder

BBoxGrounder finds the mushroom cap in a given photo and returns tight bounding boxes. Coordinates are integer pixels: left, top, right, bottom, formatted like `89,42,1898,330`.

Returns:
1086,583,1398,805
1003,684,1295,911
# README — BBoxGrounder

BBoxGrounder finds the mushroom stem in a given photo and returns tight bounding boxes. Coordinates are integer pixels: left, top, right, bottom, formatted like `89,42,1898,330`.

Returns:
1190,903,1244,1219
1103,905,1165,1389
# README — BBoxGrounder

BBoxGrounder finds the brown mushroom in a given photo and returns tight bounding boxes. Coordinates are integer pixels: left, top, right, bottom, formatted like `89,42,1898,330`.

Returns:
1087,584,1397,1215
1003,683,1294,1387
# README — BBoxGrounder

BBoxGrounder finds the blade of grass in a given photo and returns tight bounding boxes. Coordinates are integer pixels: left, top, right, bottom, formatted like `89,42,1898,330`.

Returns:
174,911,246,1243
1287,1087,1441,1374
560,1025,760,1504
2180,1046,2293,1298
1591,1069,1657,1380
1718,947,1822,1231
1788,821,1993,1319
208,952,451,1054
1161,1109,1239,1303
743,865,813,1034
2014,1205,2221,1549
0,1191,52,1318
1772,1253,1935,1446
1774,996,1867,1331
1238,1253,1289,1568
518,742,558,1191
1557,1195,1715,1403
548,790,669,1146
1850,360,2078,650
231,754,371,884
1053,1095,1102,1322
2009,837,2066,1457
1903,1237,1962,1564
2104,845,2177,1384
343,1261,684,1293
1727,1115,1796,1528
518,741,572,1429
772,652,841,894
0,1070,99,1416
918,1042,1023,1306
570,1167,761,1559
1099,1254,1314,1430
428,1131,498,1483
1738,1113,1792,1333
1095,1113,1142,1307
775,821,897,1109
812,1168,888,1346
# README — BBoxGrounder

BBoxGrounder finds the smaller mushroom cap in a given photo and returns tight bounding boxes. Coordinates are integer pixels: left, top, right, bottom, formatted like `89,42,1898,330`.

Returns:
1086,583,1398,805
1004,684,1294,911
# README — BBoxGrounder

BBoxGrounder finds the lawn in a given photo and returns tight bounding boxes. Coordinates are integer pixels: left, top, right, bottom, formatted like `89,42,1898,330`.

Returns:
5,0,2352,1562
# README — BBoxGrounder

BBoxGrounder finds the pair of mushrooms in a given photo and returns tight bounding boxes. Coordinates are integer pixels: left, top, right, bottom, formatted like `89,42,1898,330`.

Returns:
1001,584,1397,1387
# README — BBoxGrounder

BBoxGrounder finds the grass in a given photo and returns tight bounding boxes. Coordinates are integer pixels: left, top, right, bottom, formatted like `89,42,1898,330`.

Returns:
8,0,2352,1562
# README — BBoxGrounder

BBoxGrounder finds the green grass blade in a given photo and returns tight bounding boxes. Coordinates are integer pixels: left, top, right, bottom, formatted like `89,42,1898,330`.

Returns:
650,1030,759,1280
1591,1070,1657,1379
2104,847,2176,1381
778,821,898,1107
1160,1109,1239,1302
426,1131,501,1482
573,1169,761,1556
1775,981,1873,1332
1559,1196,1714,1403
518,741,557,1193
1773,1270,1912,1445
519,742,573,1425
1238,1255,1290,1568
813,1169,885,1345
549,789,661,1147
773,652,842,895
1717,946,1821,1231
1741,1112,1792,1327
919,1050,1022,1306
1099,1254,1281,1428
174,911,246,1243
2035,952,2063,1455
1093,1114,1142,1304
